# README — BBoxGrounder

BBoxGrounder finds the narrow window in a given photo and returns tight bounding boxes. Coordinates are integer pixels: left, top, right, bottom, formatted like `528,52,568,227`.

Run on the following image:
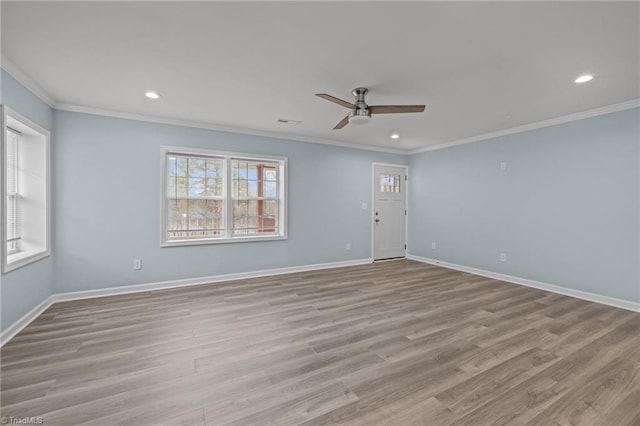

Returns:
6,129,19,254
2,107,50,272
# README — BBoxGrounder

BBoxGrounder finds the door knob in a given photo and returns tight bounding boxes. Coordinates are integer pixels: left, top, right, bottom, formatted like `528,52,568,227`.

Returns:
375,219,380,223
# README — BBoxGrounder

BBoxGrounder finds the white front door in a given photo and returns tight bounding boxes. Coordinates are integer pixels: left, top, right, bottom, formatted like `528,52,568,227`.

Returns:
373,164,407,260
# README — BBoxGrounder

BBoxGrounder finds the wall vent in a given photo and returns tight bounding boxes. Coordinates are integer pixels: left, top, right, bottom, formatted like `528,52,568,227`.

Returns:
277,119,301,125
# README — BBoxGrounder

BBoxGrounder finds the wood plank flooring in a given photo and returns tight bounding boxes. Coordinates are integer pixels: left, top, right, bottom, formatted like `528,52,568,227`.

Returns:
1,260,638,425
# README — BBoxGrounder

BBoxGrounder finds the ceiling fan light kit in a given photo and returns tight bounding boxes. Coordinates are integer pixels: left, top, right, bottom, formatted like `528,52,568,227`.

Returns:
316,87,425,130
349,110,372,125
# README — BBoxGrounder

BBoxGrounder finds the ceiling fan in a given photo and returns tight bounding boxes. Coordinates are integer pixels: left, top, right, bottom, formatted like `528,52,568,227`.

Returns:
316,87,425,130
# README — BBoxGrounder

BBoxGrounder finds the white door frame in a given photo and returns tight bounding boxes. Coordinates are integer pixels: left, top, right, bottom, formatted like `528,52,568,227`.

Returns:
371,162,409,261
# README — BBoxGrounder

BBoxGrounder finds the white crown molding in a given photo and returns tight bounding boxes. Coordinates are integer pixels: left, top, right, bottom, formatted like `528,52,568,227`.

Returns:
54,103,407,155
0,55,404,155
1,54,56,108
1,58,638,156
406,254,640,313
45,98,640,157
0,257,372,347
409,99,640,155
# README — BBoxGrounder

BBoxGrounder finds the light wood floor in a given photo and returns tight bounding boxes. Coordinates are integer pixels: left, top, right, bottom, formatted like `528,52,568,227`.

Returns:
1,260,638,425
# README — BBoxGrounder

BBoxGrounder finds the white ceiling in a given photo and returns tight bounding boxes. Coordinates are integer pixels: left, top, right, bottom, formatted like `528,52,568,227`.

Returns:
1,1,638,151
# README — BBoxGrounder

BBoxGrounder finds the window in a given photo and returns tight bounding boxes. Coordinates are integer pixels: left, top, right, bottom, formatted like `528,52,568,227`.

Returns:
6,129,19,254
231,159,279,236
380,174,401,193
166,156,225,240
161,146,286,246
1,106,50,272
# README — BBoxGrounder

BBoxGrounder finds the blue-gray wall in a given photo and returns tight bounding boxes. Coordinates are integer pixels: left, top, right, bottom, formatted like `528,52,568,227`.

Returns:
53,111,406,293
409,108,640,303
0,70,55,331
2,68,639,334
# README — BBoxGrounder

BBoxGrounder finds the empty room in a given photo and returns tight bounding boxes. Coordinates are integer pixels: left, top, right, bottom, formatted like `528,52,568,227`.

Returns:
0,1,638,425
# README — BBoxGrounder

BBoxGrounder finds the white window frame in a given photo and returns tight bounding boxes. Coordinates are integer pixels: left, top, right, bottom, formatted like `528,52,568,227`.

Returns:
160,145,287,247
1,106,51,273
6,128,19,255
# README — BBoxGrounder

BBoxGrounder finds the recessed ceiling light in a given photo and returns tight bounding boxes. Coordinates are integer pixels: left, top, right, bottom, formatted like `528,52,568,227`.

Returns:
574,74,593,84
390,133,400,139
145,91,161,99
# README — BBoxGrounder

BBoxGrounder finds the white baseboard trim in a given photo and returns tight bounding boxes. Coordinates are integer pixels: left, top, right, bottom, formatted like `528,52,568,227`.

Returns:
52,258,372,303
5,254,635,347
0,295,55,347
0,258,372,347
406,254,640,313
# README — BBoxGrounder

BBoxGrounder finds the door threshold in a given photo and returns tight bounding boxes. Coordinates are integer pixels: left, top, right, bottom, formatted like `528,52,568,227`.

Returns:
374,256,406,263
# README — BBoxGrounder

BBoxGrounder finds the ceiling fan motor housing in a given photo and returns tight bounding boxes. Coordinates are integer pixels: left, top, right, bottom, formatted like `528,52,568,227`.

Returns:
352,87,369,110
350,87,371,124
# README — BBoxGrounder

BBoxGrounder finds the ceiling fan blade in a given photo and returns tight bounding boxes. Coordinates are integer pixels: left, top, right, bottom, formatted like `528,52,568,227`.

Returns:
316,93,356,109
369,105,426,114
333,115,350,130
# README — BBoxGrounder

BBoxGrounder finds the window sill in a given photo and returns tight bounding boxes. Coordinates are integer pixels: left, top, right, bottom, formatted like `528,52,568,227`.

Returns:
3,249,50,273
161,234,287,248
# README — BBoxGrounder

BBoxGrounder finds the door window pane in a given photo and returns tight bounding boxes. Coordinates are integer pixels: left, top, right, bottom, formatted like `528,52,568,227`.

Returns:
380,174,401,192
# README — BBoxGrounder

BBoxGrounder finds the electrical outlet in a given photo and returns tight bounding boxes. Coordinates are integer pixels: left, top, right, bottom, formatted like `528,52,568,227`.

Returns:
361,203,368,210
431,242,437,249
499,253,507,262
500,161,508,171
345,243,351,251
133,259,142,270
